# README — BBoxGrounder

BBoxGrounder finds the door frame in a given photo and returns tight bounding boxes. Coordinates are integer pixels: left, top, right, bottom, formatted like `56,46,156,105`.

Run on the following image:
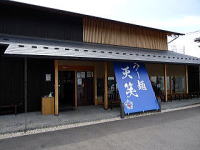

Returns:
54,60,95,115
58,70,76,110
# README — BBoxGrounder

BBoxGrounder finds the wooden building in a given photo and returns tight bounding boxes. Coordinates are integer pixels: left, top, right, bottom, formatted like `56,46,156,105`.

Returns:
0,1,200,115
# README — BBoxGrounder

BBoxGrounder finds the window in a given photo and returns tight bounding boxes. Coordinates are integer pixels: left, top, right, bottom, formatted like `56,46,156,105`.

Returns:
107,77,120,102
150,76,164,96
168,76,185,94
175,76,185,93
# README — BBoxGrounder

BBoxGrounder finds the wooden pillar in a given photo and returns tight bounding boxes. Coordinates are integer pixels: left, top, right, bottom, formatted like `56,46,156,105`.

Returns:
104,62,108,109
164,64,168,102
94,66,98,105
74,71,78,108
54,60,59,115
185,65,189,94
169,76,172,94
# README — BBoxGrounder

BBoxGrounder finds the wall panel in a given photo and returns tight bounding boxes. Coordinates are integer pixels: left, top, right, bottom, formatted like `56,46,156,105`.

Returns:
0,3,83,42
83,17,168,50
188,65,200,92
0,57,24,111
145,64,164,76
27,59,54,112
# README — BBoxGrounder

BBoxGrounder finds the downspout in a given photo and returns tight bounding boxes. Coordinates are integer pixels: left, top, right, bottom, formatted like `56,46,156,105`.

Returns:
24,57,28,132
199,65,200,92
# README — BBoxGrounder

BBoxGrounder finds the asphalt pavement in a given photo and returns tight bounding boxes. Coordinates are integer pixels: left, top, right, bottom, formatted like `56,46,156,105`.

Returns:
0,106,200,150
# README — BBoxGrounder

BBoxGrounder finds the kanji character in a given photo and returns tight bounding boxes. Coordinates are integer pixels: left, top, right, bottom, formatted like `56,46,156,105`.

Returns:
121,66,133,79
133,63,140,79
124,82,138,97
137,80,147,90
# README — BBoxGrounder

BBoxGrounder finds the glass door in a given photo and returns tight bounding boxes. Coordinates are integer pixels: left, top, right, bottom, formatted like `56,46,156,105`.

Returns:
77,71,94,106
58,71,75,111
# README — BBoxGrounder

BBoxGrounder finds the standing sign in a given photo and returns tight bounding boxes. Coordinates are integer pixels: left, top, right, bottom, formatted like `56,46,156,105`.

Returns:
114,62,160,114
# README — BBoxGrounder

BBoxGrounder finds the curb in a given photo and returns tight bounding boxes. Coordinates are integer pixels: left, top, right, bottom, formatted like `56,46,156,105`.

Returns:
0,103,200,140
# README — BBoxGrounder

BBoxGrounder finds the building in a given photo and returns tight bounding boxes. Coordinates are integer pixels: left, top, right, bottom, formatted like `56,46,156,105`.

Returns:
0,1,200,115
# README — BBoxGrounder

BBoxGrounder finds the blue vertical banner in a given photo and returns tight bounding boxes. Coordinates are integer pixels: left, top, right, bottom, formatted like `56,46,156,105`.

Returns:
114,62,160,114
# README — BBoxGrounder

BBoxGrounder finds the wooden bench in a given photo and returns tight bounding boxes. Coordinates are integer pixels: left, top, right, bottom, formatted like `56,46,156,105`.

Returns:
0,103,23,115
160,93,190,102
189,92,200,98
109,93,120,109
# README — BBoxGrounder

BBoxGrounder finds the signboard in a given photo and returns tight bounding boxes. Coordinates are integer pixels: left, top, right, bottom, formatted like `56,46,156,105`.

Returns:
45,74,51,82
114,62,160,114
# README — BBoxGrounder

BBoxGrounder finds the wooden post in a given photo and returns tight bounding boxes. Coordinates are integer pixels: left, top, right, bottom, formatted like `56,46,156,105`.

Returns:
185,65,189,94
94,66,98,105
169,76,172,94
54,60,59,115
104,62,108,109
164,64,168,102
74,71,78,108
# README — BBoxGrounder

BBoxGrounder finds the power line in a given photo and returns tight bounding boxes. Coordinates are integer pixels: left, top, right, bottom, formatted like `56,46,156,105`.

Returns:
185,30,200,35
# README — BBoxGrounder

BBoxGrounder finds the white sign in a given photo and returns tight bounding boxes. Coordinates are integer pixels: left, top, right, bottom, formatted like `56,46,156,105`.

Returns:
45,74,51,82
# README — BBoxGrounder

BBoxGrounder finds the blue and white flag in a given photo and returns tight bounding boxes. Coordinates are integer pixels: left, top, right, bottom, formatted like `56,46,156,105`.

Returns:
114,62,160,114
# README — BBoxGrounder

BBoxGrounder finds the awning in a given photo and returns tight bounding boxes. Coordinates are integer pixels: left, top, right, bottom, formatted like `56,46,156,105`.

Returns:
0,35,199,64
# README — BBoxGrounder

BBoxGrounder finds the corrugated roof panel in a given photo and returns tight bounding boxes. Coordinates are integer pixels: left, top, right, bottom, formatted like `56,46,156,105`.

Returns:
0,35,199,64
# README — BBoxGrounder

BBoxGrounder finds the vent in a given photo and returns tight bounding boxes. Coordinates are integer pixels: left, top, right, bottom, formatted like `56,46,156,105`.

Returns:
18,45,24,47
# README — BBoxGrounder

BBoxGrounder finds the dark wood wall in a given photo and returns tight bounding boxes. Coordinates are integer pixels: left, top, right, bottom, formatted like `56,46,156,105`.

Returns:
188,65,200,92
0,1,83,42
0,56,55,112
0,57,24,108
27,59,54,112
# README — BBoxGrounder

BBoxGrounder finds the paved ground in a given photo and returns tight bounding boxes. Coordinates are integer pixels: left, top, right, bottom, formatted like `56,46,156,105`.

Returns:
161,98,200,110
0,98,200,134
0,106,200,150
0,106,120,134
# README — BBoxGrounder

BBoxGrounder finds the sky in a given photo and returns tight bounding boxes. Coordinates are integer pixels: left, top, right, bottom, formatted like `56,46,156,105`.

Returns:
14,0,200,57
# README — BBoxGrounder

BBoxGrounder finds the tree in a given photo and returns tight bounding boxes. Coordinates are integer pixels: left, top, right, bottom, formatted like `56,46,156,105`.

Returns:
194,37,200,47
194,37,200,42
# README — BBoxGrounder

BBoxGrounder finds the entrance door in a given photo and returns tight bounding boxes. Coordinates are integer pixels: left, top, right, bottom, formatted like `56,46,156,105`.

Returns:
77,71,93,106
58,71,75,111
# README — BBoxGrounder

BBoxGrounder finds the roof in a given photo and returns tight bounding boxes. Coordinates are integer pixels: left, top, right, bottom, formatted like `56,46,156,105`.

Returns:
1,0,184,36
0,34,199,65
